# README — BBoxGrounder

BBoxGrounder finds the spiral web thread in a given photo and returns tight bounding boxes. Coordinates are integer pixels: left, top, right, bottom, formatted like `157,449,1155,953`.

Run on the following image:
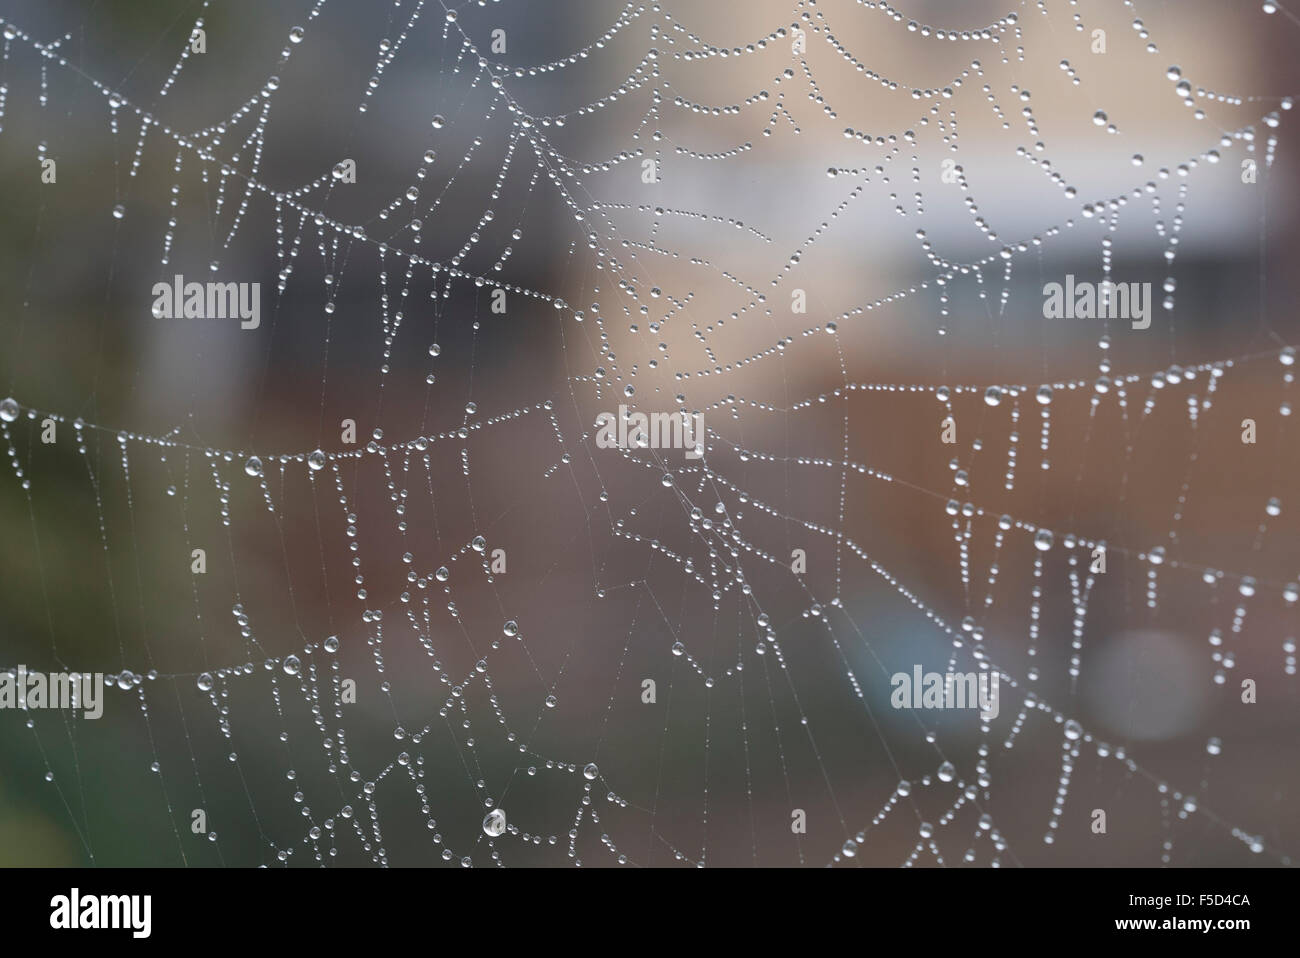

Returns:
0,0,1296,867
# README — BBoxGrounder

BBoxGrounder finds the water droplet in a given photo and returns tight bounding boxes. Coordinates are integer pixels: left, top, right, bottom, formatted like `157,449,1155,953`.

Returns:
984,386,1003,406
289,26,305,43
583,763,599,780
323,635,339,653
937,761,955,782
503,620,519,637
112,204,125,219
0,398,19,422
1092,110,1108,126
544,694,557,708
308,449,326,471
283,655,301,676
244,456,263,478
1064,719,1083,740
431,115,446,130
1034,529,1054,551
1206,737,1222,756
841,839,858,858
197,672,213,691
482,808,506,836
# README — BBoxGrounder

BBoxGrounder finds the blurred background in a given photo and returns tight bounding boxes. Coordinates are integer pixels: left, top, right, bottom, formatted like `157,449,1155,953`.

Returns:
0,0,1297,867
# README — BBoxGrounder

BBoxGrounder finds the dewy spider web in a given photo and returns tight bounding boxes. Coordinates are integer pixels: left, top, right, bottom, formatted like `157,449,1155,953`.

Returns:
0,0,1296,867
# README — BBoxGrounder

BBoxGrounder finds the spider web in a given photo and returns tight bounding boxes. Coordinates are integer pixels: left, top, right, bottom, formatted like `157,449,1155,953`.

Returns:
0,0,1296,867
